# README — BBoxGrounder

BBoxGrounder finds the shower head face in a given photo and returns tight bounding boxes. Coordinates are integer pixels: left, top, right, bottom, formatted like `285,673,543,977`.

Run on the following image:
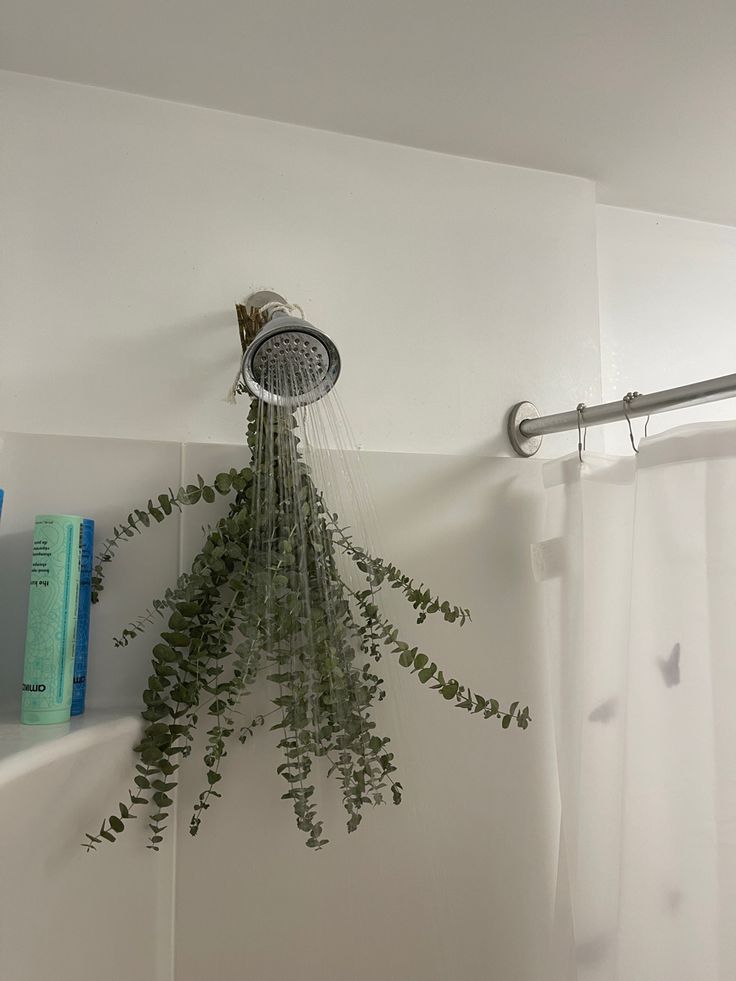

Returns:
242,316,341,408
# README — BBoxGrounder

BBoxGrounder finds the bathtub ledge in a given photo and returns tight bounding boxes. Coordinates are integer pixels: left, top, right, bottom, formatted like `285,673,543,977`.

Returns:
0,709,142,788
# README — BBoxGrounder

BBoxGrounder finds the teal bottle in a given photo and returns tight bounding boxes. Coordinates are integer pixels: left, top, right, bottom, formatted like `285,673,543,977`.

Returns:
21,515,84,725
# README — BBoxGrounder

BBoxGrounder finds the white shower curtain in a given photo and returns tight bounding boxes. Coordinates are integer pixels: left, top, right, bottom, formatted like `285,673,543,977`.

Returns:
536,422,736,981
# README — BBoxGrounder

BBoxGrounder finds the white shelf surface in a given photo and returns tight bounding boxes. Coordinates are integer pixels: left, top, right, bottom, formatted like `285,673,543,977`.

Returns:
0,707,141,788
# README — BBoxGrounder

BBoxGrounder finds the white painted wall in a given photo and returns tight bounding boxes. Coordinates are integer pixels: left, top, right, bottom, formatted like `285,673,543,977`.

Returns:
597,206,736,454
0,70,601,459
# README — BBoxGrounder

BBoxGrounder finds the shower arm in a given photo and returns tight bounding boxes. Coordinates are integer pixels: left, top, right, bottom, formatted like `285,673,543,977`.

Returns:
507,371,736,457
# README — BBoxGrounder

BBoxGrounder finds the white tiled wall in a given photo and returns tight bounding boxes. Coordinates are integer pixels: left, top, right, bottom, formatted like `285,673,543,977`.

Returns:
0,717,175,981
174,446,557,981
0,431,556,981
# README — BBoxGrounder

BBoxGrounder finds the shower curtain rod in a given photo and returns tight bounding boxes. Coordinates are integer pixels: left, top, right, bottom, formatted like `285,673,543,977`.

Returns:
507,371,736,457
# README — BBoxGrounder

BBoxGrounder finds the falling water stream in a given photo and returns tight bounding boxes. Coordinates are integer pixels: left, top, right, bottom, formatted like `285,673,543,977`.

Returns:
240,350,407,847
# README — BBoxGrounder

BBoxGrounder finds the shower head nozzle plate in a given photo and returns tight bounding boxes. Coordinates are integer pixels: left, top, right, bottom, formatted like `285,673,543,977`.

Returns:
242,316,341,408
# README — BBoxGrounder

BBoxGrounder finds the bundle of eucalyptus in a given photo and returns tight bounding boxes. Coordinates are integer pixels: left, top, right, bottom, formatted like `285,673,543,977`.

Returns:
84,397,530,852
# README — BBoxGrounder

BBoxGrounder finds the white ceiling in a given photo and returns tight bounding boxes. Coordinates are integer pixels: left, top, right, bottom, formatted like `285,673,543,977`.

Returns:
2,0,735,226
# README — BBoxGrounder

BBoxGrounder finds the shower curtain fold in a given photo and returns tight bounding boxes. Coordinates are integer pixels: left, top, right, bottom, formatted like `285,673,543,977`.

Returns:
537,423,736,981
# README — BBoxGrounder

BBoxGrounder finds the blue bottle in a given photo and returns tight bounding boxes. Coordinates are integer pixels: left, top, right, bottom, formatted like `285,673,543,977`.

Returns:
71,518,95,716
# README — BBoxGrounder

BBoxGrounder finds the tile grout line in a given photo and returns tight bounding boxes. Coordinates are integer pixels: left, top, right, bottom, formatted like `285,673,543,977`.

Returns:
167,439,186,981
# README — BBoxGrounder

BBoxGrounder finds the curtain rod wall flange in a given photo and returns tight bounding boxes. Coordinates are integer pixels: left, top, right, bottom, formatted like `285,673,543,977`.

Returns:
507,401,543,457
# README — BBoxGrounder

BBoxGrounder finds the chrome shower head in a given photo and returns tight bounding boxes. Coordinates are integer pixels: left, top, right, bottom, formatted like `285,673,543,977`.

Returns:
240,293,341,408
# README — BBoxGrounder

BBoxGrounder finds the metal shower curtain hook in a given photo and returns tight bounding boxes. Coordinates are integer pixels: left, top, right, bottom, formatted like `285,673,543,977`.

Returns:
622,391,641,453
576,403,586,463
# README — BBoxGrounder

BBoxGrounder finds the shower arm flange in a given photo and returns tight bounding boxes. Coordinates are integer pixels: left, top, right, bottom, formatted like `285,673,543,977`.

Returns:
245,290,289,317
235,291,288,352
